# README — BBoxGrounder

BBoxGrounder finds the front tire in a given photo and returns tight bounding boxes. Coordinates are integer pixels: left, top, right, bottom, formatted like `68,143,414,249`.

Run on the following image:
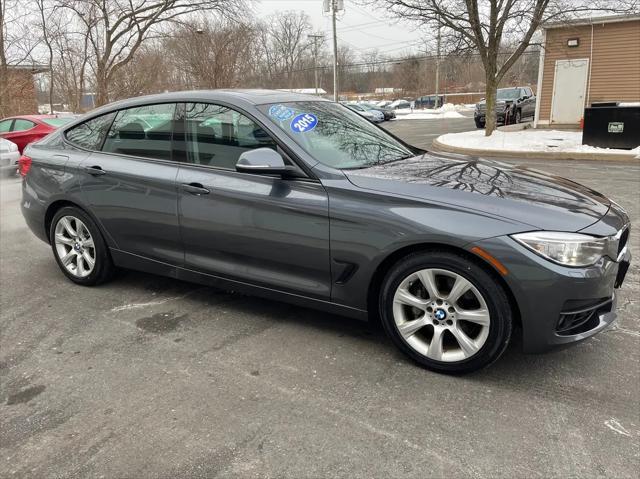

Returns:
379,251,512,374
475,119,485,129
50,206,115,286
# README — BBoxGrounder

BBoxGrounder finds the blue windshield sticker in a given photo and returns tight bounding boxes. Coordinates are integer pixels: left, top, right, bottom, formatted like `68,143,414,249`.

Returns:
290,113,318,133
268,104,295,121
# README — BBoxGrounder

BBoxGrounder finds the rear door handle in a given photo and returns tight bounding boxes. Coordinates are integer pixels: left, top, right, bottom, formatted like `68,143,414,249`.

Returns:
84,166,106,176
182,183,210,195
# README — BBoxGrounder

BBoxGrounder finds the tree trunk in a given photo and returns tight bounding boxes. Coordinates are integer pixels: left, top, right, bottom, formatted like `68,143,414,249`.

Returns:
95,70,109,107
484,76,499,136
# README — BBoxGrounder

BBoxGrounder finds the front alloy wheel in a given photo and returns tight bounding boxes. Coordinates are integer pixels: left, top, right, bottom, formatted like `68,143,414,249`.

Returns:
393,268,490,362
379,251,512,373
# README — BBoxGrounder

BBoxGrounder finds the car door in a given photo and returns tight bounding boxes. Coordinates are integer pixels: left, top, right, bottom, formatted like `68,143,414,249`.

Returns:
77,102,184,266
176,102,331,300
522,88,535,118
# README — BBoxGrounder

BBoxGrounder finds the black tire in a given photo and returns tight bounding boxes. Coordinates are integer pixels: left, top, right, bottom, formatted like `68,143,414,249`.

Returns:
49,206,115,286
515,109,522,124
379,250,512,374
475,120,485,129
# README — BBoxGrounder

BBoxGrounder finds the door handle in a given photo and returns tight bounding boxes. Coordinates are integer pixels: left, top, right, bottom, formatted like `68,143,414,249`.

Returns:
84,166,106,176
182,183,210,195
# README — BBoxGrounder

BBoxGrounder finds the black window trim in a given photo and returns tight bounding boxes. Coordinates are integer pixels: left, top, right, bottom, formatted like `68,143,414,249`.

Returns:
61,99,317,182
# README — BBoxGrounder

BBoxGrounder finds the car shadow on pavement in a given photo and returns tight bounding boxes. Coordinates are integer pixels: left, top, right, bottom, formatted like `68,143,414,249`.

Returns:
109,269,612,383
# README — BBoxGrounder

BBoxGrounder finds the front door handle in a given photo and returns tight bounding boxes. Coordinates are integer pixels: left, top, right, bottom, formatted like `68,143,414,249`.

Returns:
182,183,210,195
84,166,106,176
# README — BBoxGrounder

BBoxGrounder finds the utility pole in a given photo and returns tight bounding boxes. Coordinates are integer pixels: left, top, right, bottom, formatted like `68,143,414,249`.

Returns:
331,0,339,101
308,34,323,95
434,17,441,108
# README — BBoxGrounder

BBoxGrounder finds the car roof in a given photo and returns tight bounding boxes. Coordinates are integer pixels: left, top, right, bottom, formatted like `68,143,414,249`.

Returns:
95,89,329,111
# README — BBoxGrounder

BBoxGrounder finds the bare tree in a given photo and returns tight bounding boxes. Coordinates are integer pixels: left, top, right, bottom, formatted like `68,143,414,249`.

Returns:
60,0,244,106
258,11,312,89
164,20,256,90
365,0,639,135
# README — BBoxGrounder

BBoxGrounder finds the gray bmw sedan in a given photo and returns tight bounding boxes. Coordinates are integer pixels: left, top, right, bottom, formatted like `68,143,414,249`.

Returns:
19,90,631,373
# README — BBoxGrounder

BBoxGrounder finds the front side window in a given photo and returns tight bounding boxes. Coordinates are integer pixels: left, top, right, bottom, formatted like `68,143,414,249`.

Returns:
12,119,35,131
184,102,278,169
102,103,176,160
65,113,116,150
259,101,414,169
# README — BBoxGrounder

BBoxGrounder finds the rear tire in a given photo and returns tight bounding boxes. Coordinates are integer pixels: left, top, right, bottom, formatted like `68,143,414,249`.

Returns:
49,206,115,286
379,250,512,374
475,119,485,129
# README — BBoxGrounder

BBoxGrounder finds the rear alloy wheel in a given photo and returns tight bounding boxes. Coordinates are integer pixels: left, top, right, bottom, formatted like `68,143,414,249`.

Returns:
379,251,512,373
50,206,114,285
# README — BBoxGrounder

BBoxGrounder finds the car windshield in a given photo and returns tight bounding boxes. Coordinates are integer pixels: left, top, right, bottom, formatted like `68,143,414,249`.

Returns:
42,117,74,127
496,88,521,100
260,101,414,170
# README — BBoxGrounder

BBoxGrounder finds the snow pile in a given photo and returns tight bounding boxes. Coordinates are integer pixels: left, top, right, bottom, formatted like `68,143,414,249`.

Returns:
394,104,465,120
437,129,640,157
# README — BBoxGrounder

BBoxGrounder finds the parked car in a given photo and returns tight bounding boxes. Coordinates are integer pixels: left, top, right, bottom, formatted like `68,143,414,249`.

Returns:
20,90,631,374
376,100,392,108
345,103,384,123
0,114,76,153
474,87,536,128
414,95,445,109
389,99,411,110
360,102,396,120
0,138,20,176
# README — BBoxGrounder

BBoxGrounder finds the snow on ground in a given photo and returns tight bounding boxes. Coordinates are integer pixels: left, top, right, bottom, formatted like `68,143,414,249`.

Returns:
437,129,640,157
394,103,467,120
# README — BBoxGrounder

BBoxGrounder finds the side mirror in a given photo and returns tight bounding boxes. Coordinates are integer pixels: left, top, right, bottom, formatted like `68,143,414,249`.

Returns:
236,148,288,175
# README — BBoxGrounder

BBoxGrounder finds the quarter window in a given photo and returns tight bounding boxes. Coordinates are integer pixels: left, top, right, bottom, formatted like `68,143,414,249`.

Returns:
184,102,277,169
12,119,35,131
102,103,176,161
65,113,116,150
0,119,12,132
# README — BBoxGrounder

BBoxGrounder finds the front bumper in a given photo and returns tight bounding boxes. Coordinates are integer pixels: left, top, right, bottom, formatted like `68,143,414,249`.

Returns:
473,234,631,353
474,112,507,124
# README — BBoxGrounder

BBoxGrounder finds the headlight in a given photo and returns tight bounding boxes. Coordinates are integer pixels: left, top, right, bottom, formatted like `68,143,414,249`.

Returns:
511,231,607,267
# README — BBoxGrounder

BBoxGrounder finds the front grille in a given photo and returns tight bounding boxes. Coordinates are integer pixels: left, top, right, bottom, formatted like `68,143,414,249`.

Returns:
556,297,613,336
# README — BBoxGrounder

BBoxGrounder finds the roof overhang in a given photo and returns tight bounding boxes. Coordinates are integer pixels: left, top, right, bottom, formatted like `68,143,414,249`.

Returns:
543,13,640,30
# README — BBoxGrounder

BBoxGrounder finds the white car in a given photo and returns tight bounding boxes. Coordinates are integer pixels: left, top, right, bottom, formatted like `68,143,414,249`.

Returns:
389,99,411,110
345,104,384,123
0,138,20,176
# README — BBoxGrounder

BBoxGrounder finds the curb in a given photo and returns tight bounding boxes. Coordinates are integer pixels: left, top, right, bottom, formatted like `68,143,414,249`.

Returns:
432,138,639,161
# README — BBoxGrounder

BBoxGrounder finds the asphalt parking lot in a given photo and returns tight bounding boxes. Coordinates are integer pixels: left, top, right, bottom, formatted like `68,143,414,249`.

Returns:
1,122,638,478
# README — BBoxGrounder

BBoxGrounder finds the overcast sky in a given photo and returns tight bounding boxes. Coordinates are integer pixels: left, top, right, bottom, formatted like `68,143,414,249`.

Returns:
253,0,428,56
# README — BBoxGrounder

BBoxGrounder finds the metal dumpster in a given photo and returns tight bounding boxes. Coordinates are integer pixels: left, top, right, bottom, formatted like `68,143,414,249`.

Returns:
582,102,640,150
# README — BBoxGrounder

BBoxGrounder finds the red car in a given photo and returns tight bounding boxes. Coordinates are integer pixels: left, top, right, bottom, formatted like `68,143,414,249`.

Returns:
0,115,76,154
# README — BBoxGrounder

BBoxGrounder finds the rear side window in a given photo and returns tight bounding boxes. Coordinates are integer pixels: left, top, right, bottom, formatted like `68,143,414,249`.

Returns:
65,113,116,150
12,119,35,131
0,119,12,132
102,103,176,161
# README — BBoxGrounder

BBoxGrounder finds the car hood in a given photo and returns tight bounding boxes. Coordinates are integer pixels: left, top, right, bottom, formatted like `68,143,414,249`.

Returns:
344,152,611,231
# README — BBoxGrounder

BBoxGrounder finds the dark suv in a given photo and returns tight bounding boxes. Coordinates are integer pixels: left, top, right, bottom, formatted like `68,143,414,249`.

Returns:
474,87,536,128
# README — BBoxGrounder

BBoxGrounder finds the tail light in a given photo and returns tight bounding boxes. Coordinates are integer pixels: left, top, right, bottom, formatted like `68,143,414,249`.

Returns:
18,155,32,177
